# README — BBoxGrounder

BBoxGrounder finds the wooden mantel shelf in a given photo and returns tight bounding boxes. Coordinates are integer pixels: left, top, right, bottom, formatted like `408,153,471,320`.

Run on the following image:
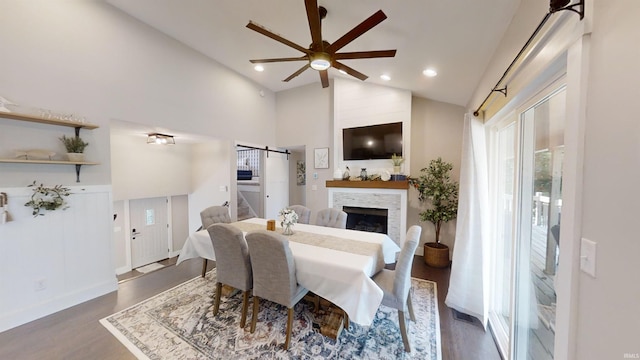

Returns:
326,180,409,190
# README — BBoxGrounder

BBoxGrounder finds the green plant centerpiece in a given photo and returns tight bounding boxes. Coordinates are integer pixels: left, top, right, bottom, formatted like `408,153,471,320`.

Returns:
24,181,71,217
408,157,459,267
60,135,89,162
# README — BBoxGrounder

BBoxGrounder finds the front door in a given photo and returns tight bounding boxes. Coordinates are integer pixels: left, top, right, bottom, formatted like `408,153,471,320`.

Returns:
130,197,169,268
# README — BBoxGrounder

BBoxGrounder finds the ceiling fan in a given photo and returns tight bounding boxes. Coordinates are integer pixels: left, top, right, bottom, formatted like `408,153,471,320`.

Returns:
246,0,396,88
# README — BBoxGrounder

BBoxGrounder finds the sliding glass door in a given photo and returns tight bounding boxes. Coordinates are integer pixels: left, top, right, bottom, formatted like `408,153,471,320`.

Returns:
489,84,566,359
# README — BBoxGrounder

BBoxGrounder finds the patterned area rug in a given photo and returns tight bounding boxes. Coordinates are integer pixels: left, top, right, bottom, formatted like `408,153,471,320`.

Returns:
100,269,441,359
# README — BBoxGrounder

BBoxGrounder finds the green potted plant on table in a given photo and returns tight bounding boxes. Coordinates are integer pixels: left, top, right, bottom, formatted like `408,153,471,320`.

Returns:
60,135,89,162
409,157,459,267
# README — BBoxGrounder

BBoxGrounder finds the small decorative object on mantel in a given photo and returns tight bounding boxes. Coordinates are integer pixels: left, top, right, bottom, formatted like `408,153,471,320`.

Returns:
59,135,89,162
278,208,298,235
360,168,367,180
391,153,404,174
408,157,459,267
24,181,71,217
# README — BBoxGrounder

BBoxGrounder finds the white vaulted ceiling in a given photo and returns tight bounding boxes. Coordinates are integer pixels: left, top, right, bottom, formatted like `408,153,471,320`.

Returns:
107,0,521,107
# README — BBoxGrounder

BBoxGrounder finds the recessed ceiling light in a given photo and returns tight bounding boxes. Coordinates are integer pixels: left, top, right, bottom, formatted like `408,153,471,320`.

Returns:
423,68,437,77
254,65,264,72
380,74,391,81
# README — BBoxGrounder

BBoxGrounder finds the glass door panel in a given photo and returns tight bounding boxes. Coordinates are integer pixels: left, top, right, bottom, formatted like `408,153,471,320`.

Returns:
513,88,565,360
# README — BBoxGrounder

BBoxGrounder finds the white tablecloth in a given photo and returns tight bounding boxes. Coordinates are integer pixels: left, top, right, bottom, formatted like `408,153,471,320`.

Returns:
176,218,401,326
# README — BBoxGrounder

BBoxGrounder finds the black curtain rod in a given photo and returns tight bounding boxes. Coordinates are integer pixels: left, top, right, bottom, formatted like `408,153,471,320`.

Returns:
472,0,584,117
237,144,291,158
472,13,551,117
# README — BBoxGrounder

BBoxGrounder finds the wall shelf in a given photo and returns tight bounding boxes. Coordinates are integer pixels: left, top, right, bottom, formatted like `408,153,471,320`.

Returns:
0,111,99,130
0,111,99,182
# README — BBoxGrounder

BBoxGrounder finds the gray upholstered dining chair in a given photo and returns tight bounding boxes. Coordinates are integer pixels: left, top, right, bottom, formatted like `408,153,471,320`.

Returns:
245,230,309,350
199,205,232,277
315,208,347,229
200,205,231,229
206,224,253,328
372,225,422,352
287,205,311,224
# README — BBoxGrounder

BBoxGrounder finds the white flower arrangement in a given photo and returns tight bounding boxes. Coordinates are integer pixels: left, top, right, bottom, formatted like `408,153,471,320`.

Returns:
279,208,299,227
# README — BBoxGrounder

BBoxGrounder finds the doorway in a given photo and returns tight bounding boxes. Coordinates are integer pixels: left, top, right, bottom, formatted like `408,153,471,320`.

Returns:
489,83,565,359
130,197,169,268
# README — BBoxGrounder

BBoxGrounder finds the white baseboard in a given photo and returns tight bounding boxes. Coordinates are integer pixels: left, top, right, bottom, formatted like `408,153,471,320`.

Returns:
0,278,118,333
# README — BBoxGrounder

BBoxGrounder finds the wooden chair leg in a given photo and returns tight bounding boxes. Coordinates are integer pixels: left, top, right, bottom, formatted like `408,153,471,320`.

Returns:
240,290,250,328
250,296,259,333
213,282,222,316
201,259,208,277
343,310,350,330
398,310,411,352
407,288,416,322
284,307,294,350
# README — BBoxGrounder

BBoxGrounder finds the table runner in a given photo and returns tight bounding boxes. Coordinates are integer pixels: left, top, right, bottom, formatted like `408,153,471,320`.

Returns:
231,221,385,274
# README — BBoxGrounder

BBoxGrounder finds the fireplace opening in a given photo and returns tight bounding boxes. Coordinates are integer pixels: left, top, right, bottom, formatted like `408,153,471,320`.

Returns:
343,206,388,234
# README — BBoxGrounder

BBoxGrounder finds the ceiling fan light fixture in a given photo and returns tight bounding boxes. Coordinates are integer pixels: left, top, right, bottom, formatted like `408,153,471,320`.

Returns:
254,65,264,72
310,52,331,71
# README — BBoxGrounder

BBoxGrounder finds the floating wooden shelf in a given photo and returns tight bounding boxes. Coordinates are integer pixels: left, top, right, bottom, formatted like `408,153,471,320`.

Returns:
0,111,99,182
0,111,99,130
326,180,409,190
0,159,99,165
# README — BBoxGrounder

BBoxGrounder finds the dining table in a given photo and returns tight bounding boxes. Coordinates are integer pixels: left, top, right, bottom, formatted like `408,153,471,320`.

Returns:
176,217,401,326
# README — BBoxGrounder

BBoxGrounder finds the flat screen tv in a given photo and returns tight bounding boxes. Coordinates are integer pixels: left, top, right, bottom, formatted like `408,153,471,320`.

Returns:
342,122,402,160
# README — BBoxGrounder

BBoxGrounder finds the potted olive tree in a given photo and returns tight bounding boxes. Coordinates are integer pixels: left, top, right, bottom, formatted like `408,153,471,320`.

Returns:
409,157,459,267
60,135,89,162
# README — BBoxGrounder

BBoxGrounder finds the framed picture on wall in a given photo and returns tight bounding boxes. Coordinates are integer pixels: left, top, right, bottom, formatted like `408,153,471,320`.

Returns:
314,147,329,169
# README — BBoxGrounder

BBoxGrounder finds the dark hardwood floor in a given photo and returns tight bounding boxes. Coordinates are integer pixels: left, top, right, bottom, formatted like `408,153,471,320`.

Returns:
0,256,500,360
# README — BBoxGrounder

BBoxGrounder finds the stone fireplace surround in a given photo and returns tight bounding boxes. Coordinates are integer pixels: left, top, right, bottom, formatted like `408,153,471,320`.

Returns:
327,181,408,248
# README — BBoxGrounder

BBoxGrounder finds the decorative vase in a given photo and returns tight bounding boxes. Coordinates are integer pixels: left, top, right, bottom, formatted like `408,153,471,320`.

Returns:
360,168,367,179
393,165,401,174
66,152,85,162
283,224,294,235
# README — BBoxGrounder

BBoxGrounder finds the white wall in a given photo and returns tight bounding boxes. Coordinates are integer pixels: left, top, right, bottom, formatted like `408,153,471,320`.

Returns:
333,78,413,176
0,1,276,331
409,97,465,254
276,82,332,221
189,141,232,232
576,1,640,358
0,185,115,332
110,132,191,201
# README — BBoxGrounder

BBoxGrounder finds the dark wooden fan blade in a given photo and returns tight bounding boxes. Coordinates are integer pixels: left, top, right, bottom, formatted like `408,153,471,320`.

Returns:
326,10,387,54
250,56,309,64
334,49,396,60
334,61,368,81
247,21,311,55
305,0,323,48
283,64,310,82
319,70,329,88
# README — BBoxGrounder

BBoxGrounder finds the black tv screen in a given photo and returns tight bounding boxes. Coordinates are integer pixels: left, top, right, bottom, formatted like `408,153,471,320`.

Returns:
342,122,403,160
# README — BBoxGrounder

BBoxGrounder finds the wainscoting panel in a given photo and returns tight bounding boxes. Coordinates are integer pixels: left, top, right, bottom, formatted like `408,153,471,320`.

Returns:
0,185,117,332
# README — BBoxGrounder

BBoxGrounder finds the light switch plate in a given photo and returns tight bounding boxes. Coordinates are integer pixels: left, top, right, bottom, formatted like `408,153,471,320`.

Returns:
580,238,597,277
219,185,228,192
311,185,318,191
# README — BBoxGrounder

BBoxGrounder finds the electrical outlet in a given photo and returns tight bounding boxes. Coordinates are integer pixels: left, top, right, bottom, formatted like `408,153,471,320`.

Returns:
34,278,47,291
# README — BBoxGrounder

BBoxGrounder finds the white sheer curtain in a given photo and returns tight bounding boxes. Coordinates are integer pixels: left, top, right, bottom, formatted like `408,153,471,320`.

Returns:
445,113,490,328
